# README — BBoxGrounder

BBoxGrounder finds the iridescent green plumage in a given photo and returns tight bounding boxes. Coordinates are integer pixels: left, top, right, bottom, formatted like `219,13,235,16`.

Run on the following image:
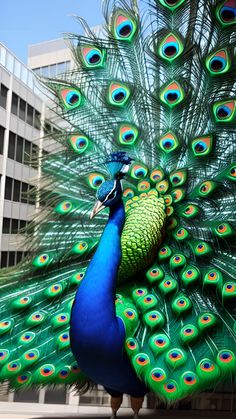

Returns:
0,0,236,404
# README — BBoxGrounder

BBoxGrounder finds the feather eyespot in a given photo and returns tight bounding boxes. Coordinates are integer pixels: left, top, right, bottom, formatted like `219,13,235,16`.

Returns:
150,168,164,182
213,99,236,122
164,382,177,393
130,163,148,179
159,131,179,153
151,368,166,382
183,373,197,386
59,369,70,379
69,134,90,154
113,13,137,41
60,88,82,110
118,124,139,145
108,82,131,107
80,46,106,68
124,309,136,319
17,373,31,384
40,365,55,377
159,0,185,11
219,351,233,363
158,32,184,61
200,361,215,372
126,339,137,350
136,355,149,366
160,81,185,108
87,173,105,190
216,1,236,26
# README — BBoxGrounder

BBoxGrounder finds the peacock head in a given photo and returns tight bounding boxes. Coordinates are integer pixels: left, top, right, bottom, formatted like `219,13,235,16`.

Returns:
90,152,132,219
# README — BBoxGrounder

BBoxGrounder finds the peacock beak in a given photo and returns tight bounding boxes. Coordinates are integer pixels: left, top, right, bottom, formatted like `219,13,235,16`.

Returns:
90,200,105,219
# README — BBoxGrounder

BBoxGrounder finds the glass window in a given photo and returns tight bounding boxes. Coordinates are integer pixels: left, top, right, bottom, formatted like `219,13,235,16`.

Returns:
8,131,16,160
5,177,13,200
50,64,57,77
0,46,6,67
33,68,41,75
1,252,8,268
11,93,18,115
31,143,38,168
65,61,71,71
14,59,21,79
24,139,31,165
13,179,21,202
0,84,8,109
34,110,41,130
14,389,39,403
44,388,67,405
19,99,26,121
28,185,35,205
16,136,23,163
20,220,27,230
6,52,14,73
2,218,10,234
26,104,34,126
21,182,28,204
16,252,23,263
21,66,28,85
0,126,4,154
57,62,66,75
11,219,19,234
44,122,51,133
8,251,16,267
41,66,49,77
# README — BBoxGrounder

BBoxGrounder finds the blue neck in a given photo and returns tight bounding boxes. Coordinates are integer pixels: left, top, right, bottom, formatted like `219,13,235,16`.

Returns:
71,200,125,338
70,200,147,396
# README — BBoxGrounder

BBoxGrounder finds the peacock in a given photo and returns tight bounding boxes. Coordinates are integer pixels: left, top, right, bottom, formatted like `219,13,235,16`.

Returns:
0,0,236,417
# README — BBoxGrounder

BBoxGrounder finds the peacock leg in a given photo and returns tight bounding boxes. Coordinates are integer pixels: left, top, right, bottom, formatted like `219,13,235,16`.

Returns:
130,396,144,419
110,394,123,418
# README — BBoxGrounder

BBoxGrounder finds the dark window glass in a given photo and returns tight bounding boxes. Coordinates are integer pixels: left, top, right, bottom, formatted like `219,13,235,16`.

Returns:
21,182,28,204
19,98,26,121
14,389,39,403
16,136,23,163
0,126,4,154
19,220,27,230
44,122,51,133
11,93,18,115
11,219,19,234
13,179,21,202
44,388,67,405
28,184,35,205
2,218,10,234
16,252,23,263
8,131,16,160
1,252,8,268
5,177,13,200
24,139,31,165
31,143,38,168
0,84,8,109
34,110,41,130
8,251,15,267
26,104,34,126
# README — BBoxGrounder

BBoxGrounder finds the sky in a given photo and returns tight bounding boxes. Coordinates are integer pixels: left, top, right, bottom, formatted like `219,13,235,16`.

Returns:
0,0,104,64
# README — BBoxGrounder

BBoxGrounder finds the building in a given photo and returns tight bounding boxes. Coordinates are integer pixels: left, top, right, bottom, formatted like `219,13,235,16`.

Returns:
28,38,74,78
0,42,46,268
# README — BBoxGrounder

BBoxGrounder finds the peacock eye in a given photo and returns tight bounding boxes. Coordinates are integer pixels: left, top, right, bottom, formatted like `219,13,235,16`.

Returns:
108,191,116,200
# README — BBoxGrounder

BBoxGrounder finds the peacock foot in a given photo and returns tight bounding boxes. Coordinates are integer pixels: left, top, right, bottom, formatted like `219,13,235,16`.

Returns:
110,410,117,419
133,413,139,419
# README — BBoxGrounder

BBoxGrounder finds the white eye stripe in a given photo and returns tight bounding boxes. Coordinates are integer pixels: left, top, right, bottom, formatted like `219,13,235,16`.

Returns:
103,182,117,203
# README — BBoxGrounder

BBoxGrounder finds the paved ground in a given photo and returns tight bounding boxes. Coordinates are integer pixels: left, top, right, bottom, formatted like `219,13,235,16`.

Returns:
2,409,236,419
